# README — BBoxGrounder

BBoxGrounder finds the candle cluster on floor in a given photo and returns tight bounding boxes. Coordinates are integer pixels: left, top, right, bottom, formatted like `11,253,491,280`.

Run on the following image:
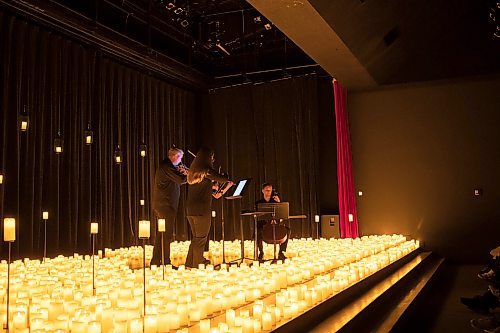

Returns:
1,235,419,332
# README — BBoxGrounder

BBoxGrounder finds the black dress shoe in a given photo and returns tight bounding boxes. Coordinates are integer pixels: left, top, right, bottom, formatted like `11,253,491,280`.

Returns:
461,296,493,313
278,253,287,261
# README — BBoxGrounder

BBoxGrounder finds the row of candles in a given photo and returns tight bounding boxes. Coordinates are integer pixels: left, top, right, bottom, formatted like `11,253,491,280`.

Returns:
1,215,419,333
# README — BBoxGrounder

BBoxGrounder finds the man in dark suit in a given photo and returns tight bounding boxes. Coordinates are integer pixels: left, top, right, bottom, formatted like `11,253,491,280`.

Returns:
151,147,187,267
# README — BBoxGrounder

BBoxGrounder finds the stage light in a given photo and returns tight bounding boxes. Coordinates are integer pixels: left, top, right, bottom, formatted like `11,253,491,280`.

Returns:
216,43,231,56
253,16,262,23
85,124,93,145
174,7,183,14
139,144,147,157
166,2,175,10
54,132,64,154
180,19,189,28
114,145,122,164
264,23,272,30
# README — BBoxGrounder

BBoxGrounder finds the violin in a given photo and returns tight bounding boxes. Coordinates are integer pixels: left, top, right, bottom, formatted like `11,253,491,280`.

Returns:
175,163,189,175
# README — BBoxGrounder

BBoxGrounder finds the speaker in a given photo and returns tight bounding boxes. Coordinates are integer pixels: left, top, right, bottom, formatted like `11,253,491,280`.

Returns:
321,215,340,238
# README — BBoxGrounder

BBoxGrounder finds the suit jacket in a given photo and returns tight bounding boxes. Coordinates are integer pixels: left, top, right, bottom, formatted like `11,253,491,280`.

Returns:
152,159,187,213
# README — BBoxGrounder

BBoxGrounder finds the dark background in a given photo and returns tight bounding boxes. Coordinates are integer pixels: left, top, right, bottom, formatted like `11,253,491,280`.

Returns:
1,2,499,263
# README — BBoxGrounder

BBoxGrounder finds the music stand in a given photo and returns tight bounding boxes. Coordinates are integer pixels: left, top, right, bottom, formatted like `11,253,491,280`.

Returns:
257,202,289,261
221,178,251,266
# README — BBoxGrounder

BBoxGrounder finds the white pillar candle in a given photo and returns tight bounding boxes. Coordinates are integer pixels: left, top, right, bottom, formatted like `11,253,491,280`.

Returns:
88,321,101,333
139,220,150,238
314,215,320,223
348,214,354,222
200,319,211,333
13,311,27,329
0,174,3,184
42,212,49,220
140,199,145,206
90,222,98,234
4,218,15,241
226,309,235,327
158,219,166,232
144,315,158,333
129,318,143,333
262,312,272,330
211,211,216,218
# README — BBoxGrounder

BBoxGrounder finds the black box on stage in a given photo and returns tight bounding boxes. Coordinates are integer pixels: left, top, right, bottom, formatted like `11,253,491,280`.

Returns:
321,215,340,239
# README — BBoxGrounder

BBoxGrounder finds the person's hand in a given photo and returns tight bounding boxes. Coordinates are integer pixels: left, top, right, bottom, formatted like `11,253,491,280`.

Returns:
273,195,281,202
227,181,234,188
490,245,500,258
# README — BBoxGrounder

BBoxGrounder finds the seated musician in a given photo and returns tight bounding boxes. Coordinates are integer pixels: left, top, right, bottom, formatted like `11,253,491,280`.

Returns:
255,183,289,261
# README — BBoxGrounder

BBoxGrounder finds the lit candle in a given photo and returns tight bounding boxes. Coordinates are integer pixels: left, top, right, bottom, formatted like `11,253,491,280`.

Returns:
158,219,166,232
139,220,150,238
212,211,216,218
4,217,15,241
144,315,157,333
200,319,211,333
226,309,235,327
262,312,272,330
348,214,354,222
55,146,62,153
140,150,146,157
42,211,49,220
314,215,320,223
129,318,142,333
140,199,145,206
0,174,3,184
86,135,92,144
90,222,99,234
115,155,121,163
88,321,101,333
21,121,28,131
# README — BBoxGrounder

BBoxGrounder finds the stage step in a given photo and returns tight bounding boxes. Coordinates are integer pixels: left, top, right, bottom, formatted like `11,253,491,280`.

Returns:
307,251,444,333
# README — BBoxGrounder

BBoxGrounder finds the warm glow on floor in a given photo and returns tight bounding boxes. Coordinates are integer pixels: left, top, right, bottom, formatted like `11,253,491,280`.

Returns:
0,235,419,332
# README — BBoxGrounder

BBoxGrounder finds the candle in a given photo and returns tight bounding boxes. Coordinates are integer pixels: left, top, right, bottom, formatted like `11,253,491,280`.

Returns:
158,219,166,232
140,199,145,206
4,217,15,241
262,312,272,330
139,220,150,238
55,146,62,153
314,215,320,223
88,321,101,333
348,214,354,222
200,319,211,333
43,211,49,220
86,135,92,144
21,120,28,131
129,318,142,333
0,174,3,184
115,155,121,163
144,315,158,333
140,150,146,157
211,211,216,218
226,309,235,327
90,222,99,234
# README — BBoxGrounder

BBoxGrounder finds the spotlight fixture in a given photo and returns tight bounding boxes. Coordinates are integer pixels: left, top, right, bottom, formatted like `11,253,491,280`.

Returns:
166,2,175,10
19,106,29,132
139,144,147,158
253,16,262,23
114,145,122,164
54,131,64,154
216,43,231,56
174,7,183,14
264,23,272,30
84,123,93,145
180,19,189,28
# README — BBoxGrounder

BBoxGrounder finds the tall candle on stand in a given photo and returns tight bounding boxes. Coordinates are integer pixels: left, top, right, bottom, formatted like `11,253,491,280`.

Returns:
91,222,99,234
4,217,16,241
158,219,166,232
212,211,216,218
314,215,320,223
0,174,3,184
139,220,150,238
43,211,49,220
348,214,354,222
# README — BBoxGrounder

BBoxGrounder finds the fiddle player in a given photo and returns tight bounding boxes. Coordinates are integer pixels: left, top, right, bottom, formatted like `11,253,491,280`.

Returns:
185,147,234,268
151,147,188,268
255,183,289,261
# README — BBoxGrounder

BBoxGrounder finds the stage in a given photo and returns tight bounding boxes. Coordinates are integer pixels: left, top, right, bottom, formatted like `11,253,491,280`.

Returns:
1,235,420,332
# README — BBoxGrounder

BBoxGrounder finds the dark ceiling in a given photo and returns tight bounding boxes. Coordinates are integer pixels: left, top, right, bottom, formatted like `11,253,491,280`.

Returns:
45,0,322,87
5,0,499,89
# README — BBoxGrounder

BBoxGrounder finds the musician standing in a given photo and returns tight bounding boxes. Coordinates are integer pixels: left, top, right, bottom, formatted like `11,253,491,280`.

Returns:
255,183,289,261
151,147,188,267
186,147,233,268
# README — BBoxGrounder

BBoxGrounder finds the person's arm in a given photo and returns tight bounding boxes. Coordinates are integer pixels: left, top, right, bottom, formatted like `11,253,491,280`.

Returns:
206,169,233,199
161,163,186,184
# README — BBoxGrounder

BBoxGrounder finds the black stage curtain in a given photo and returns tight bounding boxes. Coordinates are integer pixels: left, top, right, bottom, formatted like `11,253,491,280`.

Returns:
203,77,320,241
0,12,197,259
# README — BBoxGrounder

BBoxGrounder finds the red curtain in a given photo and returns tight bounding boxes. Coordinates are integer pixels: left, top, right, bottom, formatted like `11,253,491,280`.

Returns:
333,79,359,238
